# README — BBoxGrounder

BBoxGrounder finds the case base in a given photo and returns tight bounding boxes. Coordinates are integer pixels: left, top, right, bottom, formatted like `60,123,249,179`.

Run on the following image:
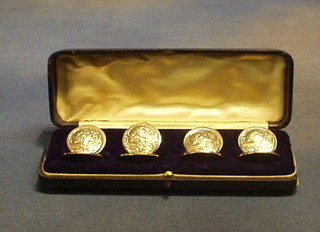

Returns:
38,128,297,192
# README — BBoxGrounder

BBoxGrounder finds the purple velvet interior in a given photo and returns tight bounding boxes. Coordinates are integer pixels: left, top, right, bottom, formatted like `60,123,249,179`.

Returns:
43,129,295,176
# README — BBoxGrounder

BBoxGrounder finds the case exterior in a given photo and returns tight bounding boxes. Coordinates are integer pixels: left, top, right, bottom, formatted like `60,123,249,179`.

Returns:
39,49,297,193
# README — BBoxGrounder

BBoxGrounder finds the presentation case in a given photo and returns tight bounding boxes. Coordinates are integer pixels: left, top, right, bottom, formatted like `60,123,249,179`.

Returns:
38,49,298,192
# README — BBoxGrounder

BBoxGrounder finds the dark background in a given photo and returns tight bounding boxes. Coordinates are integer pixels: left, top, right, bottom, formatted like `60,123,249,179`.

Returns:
1,1,319,231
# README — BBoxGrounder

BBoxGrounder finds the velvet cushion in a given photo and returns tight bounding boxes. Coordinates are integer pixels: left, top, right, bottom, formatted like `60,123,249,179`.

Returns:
43,128,295,176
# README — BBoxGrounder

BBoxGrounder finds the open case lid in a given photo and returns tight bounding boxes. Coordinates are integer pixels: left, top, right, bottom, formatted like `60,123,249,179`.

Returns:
48,49,293,129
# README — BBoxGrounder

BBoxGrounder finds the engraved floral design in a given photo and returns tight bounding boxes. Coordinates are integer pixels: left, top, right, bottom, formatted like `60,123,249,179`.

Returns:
123,123,161,154
239,128,276,154
67,126,105,153
184,128,223,153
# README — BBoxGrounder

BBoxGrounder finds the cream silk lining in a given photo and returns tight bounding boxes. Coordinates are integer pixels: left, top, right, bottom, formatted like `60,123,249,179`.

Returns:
55,52,286,128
